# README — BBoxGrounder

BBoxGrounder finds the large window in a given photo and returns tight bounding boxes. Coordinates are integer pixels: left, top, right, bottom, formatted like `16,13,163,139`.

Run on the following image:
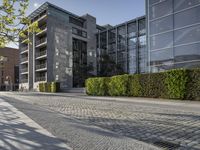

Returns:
73,38,87,87
150,32,173,50
69,17,84,28
128,22,137,38
150,15,173,35
72,27,87,38
174,0,200,12
174,5,200,29
174,43,200,62
139,19,146,35
108,29,116,54
117,25,126,51
174,24,200,46
150,48,173,66
149,0,173,20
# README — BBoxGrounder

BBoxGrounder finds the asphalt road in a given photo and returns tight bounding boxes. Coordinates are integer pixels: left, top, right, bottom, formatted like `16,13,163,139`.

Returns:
1,92,200,150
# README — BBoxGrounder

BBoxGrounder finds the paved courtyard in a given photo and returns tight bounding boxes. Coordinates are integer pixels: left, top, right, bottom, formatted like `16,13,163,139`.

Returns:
1,92,200,150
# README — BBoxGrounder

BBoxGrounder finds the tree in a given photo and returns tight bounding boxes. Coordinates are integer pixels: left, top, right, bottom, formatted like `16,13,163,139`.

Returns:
99,54,125,77
0,0,40,48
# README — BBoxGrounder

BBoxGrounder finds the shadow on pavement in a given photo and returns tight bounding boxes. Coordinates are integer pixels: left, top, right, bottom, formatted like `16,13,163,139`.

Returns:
0,102,69,150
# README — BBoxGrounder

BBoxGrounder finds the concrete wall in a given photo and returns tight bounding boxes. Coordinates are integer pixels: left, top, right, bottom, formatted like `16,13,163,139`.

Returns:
82,14,97,76
47,6,73,89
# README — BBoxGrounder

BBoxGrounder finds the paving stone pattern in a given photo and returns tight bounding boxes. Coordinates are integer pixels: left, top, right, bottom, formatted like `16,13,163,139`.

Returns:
1,92,200,150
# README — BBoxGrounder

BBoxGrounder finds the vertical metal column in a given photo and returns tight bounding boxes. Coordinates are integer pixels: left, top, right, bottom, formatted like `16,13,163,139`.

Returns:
33,33,35,87
106,29,109,54
115,27,118,64
125,23,128,73
136,19,140,74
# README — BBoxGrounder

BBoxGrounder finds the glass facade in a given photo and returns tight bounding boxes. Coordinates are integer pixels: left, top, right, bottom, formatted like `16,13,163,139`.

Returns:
72,38,87,87
97,17,147,75
147,0,200,72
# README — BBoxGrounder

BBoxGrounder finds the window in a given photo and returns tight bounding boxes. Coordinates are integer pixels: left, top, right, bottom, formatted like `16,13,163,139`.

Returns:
150,31,173,50
149,0,173,20
174,5,200,29
72,27,87,38
128,22,137,38
139,19,146,35
150,48,173,66
174,43,200,62
69,17,84,28
174,0,200,12
150,15,173,35
174,61,200,69
174,24,200,46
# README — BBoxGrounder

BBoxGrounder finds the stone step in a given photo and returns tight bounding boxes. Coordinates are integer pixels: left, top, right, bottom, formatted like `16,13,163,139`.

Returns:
61,88,85,93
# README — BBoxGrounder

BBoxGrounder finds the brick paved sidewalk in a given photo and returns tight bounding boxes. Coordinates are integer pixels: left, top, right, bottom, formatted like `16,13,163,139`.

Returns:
0,98,72,150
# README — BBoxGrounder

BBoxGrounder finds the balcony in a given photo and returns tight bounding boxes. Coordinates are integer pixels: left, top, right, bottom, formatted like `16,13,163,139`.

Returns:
21,79,28,83
21,46,28,54
21,68,28,74
36,38,47,48
21,38,29,44
36,63,47,71
36,25,47,36
36,76,46,82
20,57,28,63
35,50,47,59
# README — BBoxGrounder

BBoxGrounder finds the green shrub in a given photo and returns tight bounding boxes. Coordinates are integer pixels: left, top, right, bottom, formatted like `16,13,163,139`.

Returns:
85,69,200,101
136,74,149,97
128,74,142,97
86,77,110,96
165,69,188,99
186,69,200,100
47,82,51,92
108,74,129,96
50,82,60,93
43,82,47,92
39,83,44,92
148,72,167,98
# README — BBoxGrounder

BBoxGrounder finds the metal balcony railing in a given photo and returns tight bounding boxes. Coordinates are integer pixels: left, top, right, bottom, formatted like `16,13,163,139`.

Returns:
36,76,46,82
36,38,47,46
40,25,47,31
36,50,47,58
21,79,28,83
21,57,28,62
21,68,28,73
36,63,47,70
21,46,28,52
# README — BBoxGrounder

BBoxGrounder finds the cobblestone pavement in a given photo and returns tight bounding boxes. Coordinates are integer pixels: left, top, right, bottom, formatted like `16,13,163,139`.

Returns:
1,92,200,150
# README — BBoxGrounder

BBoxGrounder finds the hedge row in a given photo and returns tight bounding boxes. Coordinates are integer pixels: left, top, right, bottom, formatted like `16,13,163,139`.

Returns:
86,69,200,100
39,82,60,93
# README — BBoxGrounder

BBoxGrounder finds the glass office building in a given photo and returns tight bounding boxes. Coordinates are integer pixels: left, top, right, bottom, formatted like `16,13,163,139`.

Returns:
146,0,200,72
97,16,147,75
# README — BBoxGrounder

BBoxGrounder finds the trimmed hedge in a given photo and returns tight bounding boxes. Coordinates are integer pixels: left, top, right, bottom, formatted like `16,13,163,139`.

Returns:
86,69,200,100
86,77,110,96
108,75,129,96
39,82,60,93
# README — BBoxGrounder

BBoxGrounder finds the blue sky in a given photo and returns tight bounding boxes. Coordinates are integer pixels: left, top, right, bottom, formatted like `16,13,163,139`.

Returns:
3,0,145,48
29,0,145,26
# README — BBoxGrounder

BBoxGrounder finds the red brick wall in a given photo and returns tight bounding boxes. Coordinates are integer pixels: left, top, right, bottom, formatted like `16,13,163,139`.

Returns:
0,47,19,86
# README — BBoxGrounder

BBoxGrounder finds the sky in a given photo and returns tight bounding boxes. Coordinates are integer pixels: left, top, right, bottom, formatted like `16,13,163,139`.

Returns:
3,0,145,48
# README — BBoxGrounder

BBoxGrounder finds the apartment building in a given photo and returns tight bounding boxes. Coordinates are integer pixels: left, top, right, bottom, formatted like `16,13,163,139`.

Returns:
19,2,97,91
0,47,19,91
20,0,200,91
96,16,147,74
146,0,200,72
